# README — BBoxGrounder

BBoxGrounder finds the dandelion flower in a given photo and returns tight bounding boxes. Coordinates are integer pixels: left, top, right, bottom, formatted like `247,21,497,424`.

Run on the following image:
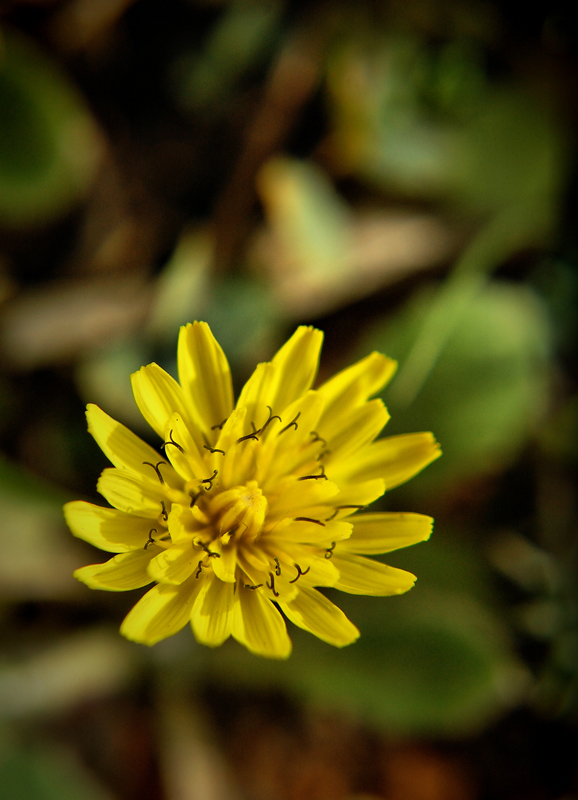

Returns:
65,323,440,659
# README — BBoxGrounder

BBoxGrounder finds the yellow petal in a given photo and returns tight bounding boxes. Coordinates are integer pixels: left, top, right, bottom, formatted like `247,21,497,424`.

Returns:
235,362,278,429
317,351,397,431
191,575,236,646
166,503,197,545
267,478,339,519
266,390,324,450
232,588,292,659
177,322,234,439
341,432,441,489
279,587,359,647
64,501,157,552
211,407,250,489
268,519,352,548
74,549,157,591
213,406,247,452
280,546,339,587
97,468,166,517
278,390,325,448
162,412,207,481
86,404,168,480
331,479,386,510
131,363,192,439
148,545,199,585
236,326,323,418
120,577,202,645
257,391,325,484
211,542,238,583
323,399,389,462
236,550,300,602
268,326,323,411
339,512,433,554
331,553,416,595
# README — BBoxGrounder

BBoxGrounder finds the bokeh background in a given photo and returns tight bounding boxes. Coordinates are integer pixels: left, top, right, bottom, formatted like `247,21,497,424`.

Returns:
1,1,577,798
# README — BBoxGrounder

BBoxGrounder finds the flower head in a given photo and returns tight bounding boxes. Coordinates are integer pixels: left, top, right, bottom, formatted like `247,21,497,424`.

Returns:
65,323,440,658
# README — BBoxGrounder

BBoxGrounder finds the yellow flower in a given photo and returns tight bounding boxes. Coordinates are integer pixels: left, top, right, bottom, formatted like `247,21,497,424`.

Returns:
65,323,440,659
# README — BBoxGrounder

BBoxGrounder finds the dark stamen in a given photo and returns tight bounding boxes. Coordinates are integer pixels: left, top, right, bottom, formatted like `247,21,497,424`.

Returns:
259,406,282,435
289,563,311,584
211,418,228,430
203,445,226,455
200,469,218,490
266,572,280,597
310,431,327,446
274,557,281,576
197,541,220,558
160,500,168,521
244,583,263,590
145,529,157,549
195,561,204,578
325,504,366,522
189,492,199,508
298,465,327,481
237,431,259,443
237,406,283,444
294,517,325,527
162,430,184,454
278,412,301,435
143,460,168,484
325,542,336,559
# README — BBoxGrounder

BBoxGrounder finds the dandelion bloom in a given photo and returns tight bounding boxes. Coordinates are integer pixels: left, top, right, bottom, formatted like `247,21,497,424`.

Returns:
65,324,440,658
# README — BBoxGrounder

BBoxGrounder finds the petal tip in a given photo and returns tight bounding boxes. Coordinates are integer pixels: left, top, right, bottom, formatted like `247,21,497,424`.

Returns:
73,565,98,588
330,621,360,648
119,624,156,647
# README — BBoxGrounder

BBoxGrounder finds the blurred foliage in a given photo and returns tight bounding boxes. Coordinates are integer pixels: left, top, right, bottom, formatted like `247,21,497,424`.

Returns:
172,0,283,117
368,280,551,493
257,156,353,287
0,0,577,797
0,455,79,600
327,31,564,219
0,27,101,226
0,736,113,800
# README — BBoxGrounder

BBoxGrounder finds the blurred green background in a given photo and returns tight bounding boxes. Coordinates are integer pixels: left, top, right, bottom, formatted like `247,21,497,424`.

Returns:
0,1,577,799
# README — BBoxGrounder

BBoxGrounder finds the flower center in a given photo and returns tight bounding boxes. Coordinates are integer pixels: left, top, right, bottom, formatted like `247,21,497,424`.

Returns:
204,480,268,546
